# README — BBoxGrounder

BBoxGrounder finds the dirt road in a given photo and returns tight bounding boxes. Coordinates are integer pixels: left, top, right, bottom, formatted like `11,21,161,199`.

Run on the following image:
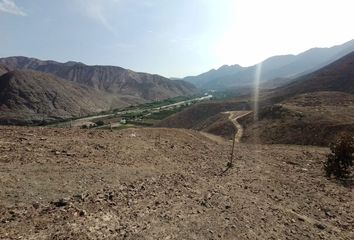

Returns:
227,111,252,143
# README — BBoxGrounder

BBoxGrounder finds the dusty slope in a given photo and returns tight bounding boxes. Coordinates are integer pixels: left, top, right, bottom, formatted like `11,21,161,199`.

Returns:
241,91,354,146
0,126,353,239
156,100,251,130
0,70,129,124
0,56,197,101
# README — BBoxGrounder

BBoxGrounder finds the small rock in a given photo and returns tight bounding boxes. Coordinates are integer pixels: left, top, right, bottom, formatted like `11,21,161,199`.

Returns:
314,223,326,230
32,202,40,209
79,210,86,217
52,198,70,207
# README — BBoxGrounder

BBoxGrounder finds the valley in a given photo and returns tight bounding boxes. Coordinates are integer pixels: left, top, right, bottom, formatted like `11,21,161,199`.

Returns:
1,37,354,239
51,94,213,129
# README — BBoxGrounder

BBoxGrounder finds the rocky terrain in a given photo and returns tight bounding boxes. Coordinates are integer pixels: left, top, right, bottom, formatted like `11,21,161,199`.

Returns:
0,70,134,125
0,65,9,76
0,126,353,239
240,92,354,146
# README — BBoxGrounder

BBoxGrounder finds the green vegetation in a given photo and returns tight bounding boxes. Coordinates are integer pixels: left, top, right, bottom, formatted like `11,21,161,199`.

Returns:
325,133,354,179
44,94,212,130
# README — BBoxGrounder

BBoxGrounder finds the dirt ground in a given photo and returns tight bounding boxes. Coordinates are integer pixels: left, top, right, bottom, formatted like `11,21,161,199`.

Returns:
0,126,353,239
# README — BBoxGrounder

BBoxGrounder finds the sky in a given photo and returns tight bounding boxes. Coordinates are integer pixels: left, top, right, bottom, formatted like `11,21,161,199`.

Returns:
0,0,354,78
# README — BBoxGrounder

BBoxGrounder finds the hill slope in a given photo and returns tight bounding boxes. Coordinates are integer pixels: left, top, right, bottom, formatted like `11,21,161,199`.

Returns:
241,92,354,146
0,65,8,76
0,70,122,124
0,56,197,101
156,100,251,130
184,39,354,90
239,51,354,146
0,126,352,239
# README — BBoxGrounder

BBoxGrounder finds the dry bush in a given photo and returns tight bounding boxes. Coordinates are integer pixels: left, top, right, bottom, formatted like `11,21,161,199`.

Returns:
325,133,354,179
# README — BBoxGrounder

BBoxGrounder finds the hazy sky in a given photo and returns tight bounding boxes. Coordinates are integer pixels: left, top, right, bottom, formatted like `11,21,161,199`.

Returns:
1,0,354,77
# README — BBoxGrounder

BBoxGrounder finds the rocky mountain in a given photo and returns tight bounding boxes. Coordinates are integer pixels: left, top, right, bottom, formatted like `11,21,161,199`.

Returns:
0,70,128,124
184,39,354,90
0,65,9,76
0,56,197,101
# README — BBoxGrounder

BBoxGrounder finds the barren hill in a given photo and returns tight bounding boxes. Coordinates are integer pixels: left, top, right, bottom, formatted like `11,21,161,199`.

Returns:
0,56,197,101
0,70,127,124
241,91,354,146
156,100,251,130
0,126,352,239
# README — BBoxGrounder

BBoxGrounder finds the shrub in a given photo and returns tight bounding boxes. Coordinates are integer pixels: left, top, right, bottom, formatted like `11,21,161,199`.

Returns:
325,133,354,179
95,120,105,126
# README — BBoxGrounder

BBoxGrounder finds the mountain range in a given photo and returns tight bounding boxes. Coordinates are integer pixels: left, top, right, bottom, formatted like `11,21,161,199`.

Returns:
0,57,197,124
183,39,354,90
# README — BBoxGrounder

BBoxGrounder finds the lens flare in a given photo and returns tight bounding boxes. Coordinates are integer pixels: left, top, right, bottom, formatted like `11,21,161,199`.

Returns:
253,63,262,121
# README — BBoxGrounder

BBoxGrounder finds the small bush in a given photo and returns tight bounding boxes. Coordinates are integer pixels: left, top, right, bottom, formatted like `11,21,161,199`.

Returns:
95,120,105,126
325,133,354,179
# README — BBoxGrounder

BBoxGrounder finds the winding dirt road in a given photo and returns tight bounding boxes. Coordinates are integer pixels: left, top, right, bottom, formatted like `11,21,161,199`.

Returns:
226,111,252,143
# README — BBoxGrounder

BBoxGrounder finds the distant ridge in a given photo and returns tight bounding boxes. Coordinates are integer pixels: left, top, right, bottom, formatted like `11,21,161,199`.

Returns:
183,39,354,90
269,50,354,101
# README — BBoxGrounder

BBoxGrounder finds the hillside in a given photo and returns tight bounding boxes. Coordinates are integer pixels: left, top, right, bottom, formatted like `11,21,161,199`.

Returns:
156,100,251,130
238,51,354,146
183,39,354,90
1,126,352,239
0,65,8,76
240,91,354,146
268,51,354,102
0,56,197,101
0,70,127,124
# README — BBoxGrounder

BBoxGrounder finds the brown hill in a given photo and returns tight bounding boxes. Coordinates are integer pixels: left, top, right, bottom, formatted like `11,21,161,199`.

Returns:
241,91,354,146
0,70,128,124
0,56,197,101
156,100,251,130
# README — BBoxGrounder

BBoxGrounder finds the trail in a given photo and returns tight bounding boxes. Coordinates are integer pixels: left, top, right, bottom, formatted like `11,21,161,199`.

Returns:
227,111,252,143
